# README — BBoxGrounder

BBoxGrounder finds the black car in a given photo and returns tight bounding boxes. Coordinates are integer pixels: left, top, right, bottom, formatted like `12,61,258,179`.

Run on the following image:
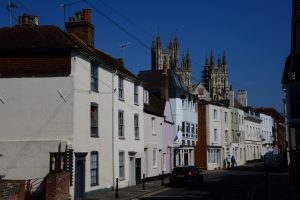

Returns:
169,165,203,187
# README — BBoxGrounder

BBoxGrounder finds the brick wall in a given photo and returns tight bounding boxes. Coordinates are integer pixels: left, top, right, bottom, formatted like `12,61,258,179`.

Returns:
0,180,25,200
44,172,70,200
0,52,71,77
194,104,208,169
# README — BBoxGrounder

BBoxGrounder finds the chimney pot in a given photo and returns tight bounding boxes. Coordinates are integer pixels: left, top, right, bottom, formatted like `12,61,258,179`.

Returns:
83,9,91,22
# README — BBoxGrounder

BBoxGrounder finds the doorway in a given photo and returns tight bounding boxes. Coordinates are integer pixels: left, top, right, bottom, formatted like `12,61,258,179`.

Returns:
135,158,141,184
74,153,87,200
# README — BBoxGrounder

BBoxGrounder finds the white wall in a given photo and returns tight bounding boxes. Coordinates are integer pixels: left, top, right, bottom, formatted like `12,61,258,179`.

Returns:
72,56,114,193
0,76,74,180
143,112,163,178
113,75,144,188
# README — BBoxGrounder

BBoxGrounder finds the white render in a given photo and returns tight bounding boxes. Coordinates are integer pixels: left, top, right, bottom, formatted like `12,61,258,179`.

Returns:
244,113,262,161
0,53,144,198
205,104,223,170
237,109,246,165
170,96,197,166
260,113,274,156
143,112,164,178
220,106,232,168
113,75,144,188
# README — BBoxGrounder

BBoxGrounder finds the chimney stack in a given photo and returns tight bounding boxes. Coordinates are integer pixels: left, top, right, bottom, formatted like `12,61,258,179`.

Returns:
237,89,247,107
161,64,169,101
18,13,39,26
65,9,94,47
228,86,234,107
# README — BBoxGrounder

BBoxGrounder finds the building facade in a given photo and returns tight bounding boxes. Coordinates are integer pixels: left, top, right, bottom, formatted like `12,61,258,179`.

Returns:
0,10,144,199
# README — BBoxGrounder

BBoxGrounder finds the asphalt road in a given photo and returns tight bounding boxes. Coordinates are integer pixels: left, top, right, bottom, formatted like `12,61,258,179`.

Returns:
139,164,278,200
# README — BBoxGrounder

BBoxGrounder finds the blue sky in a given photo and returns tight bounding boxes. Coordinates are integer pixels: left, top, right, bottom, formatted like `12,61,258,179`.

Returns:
0,0,292,112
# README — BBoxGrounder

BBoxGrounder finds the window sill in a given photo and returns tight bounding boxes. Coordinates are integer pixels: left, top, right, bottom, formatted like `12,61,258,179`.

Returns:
91,183,99,187
153,166,158,169
135,138,140,140
91,135,99,138
119,136,125,140
134,103,139,106
91,89,99,93
119,98,125,101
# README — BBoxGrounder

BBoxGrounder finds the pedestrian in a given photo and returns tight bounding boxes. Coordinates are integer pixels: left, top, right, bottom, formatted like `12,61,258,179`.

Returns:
223,158,226,169
226,155,231,169
231,156,236,169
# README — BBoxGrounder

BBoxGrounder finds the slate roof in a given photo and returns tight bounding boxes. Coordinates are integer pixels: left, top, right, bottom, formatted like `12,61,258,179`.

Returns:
138,69,190,97
0,25,139,81
144,92,165,117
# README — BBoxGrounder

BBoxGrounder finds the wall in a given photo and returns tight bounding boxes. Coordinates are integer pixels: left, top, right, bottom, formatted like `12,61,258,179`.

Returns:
0,180,25,200
44,172,70,200
162,101,176,174
0,76,73,180
113,74,144,188
143,112,163,178
72,55,114,194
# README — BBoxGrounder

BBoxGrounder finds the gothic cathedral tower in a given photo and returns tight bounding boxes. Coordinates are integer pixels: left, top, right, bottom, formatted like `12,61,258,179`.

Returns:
201,51,229,101
151,33,192,89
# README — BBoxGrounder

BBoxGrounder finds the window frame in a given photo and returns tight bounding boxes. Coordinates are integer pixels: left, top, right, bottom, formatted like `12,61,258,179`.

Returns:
91,62,98,92
119,77,124,100
90,102,98,137
118,110,125,138
134,83,139,105
90,151,99,186
119,151,125,180
134,114,139,139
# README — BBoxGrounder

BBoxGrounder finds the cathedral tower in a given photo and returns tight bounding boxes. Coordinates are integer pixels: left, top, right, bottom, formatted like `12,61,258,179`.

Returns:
201,51,230,101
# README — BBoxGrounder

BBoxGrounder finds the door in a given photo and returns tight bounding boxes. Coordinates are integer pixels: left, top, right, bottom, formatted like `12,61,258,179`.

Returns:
184,153,189,165
135,158,141,184
129,157,136,186
75,153,87,200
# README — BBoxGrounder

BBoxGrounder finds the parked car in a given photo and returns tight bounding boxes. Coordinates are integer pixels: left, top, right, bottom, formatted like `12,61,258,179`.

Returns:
169,165,203,187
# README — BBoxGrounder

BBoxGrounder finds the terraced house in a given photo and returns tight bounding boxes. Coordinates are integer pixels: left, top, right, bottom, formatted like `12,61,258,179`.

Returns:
0,10,144,199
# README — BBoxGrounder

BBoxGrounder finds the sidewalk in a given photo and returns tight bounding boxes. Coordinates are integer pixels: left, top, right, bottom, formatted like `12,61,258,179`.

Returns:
85,169,222,200
85,179,167,200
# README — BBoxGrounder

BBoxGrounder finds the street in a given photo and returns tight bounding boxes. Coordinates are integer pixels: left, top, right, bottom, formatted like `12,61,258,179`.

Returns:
139,163,299,200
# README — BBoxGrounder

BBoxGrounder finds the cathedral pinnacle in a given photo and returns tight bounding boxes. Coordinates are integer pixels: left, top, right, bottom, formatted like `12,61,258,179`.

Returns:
210,50,214,66
217,53,221,66
222,51,227,65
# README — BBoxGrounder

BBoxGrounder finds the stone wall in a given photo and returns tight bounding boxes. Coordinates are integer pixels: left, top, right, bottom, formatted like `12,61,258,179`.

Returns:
0,180,26,200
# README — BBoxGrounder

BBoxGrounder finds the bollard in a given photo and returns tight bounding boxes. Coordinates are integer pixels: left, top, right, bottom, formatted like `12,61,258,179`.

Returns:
115,178,119,198
142,173,145,190
161,171,164,186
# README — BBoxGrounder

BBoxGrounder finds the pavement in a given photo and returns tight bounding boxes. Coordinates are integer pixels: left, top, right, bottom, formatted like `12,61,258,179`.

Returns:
85,163,300,200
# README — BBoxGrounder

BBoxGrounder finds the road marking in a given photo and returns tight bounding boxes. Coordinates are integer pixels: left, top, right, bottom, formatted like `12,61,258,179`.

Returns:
246,185,257,200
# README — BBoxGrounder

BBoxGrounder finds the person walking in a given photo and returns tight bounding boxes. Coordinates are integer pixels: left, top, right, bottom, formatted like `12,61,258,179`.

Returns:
226,155,231,169
231,155,236,169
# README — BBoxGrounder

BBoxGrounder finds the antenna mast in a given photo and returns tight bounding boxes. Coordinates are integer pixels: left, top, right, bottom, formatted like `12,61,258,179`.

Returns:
60,0,84,23
7,0,19,26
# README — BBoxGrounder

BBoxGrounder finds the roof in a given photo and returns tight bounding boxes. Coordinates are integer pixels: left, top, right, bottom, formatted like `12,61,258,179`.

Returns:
138,69,190,96
0,25,139,81
144,92,165,117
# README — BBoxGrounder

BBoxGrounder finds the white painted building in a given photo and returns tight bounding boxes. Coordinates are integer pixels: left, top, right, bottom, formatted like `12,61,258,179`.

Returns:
138,70,198,167
205,104,223,170
113,72,144,188
142,91,164,179
260,113,274,156
244,112,263,161
220,106,232,168
0,10,144,199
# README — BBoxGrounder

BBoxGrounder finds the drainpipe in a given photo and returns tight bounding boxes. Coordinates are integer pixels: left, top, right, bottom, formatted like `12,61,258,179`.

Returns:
112,70,117,189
